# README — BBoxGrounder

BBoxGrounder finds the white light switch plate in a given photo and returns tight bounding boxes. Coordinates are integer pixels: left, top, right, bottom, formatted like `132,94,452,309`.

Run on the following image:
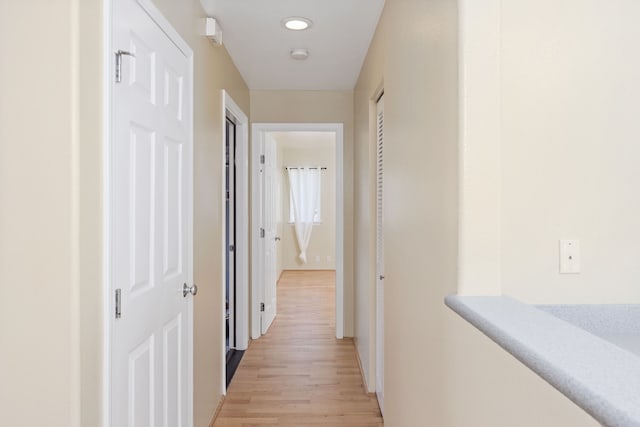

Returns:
559,239,580,274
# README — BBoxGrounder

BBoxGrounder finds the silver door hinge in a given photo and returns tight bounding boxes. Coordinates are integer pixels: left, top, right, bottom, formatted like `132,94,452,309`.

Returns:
260,303,265,312
115,50,136,83
260,154,265,165
115,289,122,319
260,228,265,238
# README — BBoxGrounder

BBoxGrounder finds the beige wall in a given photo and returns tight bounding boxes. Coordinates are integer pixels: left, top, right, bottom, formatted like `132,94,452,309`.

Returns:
354,0,598,425
461,1,640,304
444,310,599,427
1,1,74,425
272,132,336,271
457,0,502,296
378,1,458,423
250,90,355,336
0,1,103,425
500,0,640,303
0,0,249,426
353,3,386,392
78,1,105,425
352,0,461,422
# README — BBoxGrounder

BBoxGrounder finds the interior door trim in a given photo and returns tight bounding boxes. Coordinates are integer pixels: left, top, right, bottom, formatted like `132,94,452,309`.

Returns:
250,123,345,340
221,90,249,394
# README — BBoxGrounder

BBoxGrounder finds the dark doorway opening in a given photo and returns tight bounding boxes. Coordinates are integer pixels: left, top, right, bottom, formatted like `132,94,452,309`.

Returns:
225,115,244,386
225,349,245,388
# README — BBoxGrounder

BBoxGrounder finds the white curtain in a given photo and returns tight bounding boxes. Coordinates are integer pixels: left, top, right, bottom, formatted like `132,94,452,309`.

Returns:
287,168,322,264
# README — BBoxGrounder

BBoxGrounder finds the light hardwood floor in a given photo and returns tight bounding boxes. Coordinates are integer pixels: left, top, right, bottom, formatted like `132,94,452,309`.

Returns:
212,270,384,427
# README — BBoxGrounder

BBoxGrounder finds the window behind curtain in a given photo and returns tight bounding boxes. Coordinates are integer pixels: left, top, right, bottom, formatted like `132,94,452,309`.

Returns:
288,169,322,224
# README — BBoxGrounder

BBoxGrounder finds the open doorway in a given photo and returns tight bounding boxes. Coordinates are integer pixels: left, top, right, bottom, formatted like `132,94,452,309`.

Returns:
222,91,249,391
273,131,337,278
251,123,345,340
224,114,243,386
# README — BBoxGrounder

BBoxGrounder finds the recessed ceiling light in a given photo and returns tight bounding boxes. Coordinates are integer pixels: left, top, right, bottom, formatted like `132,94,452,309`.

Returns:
282,17,312,31
290,48,309,60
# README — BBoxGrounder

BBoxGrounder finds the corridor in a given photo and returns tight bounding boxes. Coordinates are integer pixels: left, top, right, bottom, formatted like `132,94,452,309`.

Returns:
213,270,383,426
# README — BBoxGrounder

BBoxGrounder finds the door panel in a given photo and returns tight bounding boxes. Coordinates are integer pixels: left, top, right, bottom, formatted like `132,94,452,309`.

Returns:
163,137,183,278
164,67,184,121
163,314,182,426
128,32,156,104
376,94,385,415
111,0,192,426
261,135,277,334
129,124,155,296
129,336,154,427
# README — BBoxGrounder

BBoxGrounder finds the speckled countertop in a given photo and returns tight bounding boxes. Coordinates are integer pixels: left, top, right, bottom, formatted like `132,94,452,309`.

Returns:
538,304,640,358
445,295,640,427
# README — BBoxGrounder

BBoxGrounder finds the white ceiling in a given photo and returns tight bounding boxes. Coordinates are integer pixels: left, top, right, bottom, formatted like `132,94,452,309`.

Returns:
200,0,385,90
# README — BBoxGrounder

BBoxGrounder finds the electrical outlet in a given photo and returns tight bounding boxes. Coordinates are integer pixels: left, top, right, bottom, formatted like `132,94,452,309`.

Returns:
559,239,580,274
326,255,331,262
315,255,320,263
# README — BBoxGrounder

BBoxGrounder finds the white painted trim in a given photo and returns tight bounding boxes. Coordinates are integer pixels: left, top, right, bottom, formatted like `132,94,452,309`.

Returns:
104,1,195,425
221,91,249,394
186,62,195,427
136,0,192,56
335,125,344,340
251,123,345,339
102,1,112,425
250,130,264,340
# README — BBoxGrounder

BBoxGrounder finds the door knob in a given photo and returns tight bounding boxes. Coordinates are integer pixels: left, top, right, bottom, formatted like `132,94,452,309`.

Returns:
379,275,385,280
183,283,198,297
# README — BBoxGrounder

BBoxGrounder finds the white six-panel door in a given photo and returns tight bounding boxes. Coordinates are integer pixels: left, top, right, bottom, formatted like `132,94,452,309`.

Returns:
261,134,278,334
110,0,193,425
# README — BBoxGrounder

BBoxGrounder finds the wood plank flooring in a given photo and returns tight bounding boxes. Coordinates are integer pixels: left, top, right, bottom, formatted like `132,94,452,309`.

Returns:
213,270,383,427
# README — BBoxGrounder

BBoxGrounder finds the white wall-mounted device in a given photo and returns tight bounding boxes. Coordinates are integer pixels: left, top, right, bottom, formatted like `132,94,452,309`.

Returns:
559,239,580,274
202,17,223,46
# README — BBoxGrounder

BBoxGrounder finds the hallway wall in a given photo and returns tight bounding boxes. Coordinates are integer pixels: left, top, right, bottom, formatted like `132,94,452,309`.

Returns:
459,0,640,304
354,0,599,426
354,0,460,422
353,0,386,392
250,90,355,336
0,1,103,426
498,0,640,303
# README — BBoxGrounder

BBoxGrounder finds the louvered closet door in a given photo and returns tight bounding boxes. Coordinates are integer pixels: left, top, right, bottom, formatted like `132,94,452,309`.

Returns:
375,94,385,415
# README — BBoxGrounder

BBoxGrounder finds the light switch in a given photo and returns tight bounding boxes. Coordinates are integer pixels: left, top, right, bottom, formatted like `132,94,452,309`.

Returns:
559,239,580,274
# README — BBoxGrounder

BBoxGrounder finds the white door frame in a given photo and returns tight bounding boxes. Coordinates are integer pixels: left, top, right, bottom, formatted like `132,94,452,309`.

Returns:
251,123,345,340
103,1,195,425
221,91,249,390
